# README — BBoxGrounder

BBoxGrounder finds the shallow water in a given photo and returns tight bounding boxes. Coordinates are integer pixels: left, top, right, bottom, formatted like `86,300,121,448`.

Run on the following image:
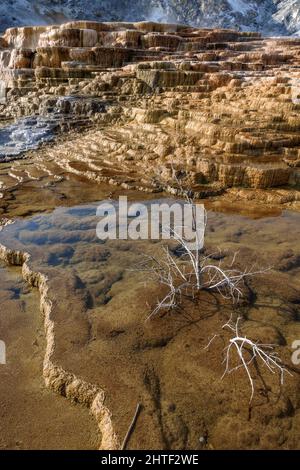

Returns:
1,198,300,268
0,97,105,161
0,199,300,449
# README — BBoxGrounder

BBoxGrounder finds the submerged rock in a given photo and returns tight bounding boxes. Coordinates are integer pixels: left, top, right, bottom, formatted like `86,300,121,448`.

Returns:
0,94,106,160
0,116,57,160
0,20,300,203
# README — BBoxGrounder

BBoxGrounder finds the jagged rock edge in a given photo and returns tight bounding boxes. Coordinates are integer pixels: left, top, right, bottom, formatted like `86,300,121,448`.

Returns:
0,239,120,450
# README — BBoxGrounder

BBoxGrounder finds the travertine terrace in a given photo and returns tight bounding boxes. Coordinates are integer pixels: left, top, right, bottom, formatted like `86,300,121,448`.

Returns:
0,21,300,210
1,200,300,450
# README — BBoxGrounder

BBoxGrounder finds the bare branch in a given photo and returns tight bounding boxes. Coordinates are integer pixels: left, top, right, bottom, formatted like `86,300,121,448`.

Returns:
207,316,293,403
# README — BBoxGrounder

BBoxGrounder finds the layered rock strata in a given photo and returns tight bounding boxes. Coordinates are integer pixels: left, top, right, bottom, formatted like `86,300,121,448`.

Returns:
0,21,300,207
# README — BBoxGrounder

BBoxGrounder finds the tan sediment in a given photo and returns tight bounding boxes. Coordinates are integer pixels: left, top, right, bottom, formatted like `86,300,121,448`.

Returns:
1,201,300,449
0,241,120,450
1,21,300,212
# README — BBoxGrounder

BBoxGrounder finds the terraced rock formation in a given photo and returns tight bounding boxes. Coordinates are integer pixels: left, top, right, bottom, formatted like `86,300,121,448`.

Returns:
1,21,300,450
1,200,300,450
0,20,300,212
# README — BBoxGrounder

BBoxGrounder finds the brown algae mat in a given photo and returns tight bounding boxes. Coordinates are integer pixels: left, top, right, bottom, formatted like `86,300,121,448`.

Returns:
0,262,99,449
0,199,300,449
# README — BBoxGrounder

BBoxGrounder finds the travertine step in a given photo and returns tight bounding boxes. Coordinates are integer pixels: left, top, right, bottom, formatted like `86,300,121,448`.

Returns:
0,21,300,197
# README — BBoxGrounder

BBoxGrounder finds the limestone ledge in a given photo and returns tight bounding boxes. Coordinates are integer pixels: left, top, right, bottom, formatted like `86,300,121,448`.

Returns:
0,239,120,450
0,21,300,199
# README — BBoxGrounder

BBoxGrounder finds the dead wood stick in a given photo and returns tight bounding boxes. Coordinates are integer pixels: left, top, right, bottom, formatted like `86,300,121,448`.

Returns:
121,403,142,450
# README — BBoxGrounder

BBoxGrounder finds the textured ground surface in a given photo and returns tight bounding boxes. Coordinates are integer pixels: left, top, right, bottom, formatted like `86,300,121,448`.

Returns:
0,262,99,449
0,21,300,213
0,21,300,450
1,200,300,449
